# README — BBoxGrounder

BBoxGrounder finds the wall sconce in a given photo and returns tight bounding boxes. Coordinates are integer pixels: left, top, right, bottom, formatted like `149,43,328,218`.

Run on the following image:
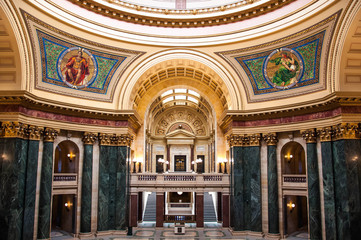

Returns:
196,158,203,163
67,153,75,162
158,158,165,163
64,202,72,211
287,202,296,212
285,154,293,163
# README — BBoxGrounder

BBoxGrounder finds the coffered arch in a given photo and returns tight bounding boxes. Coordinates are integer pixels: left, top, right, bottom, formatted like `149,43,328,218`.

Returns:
120,49,241,116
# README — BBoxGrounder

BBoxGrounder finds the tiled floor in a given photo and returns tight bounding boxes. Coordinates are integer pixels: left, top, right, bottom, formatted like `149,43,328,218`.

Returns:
51,222,308,240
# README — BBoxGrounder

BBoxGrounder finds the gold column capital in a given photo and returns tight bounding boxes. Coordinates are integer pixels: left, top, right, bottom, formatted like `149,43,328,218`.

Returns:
263,132,278,145
117,134,134,146
227,133,261,147
332,123,360,140
247,133,262,146
28,125,44,140
316,127,333,142
301,129,317,143
43,128,59,142
0,121,28,139
227,134,245,147
98,133,117,146
82,132,97,145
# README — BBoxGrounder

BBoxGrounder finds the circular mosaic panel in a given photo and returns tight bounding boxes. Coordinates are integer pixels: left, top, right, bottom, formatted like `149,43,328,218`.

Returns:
58,47,97,89
264,48,304,90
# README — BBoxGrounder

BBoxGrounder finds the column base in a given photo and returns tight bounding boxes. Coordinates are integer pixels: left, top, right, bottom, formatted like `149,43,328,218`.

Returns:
96,230,127,236
229,229,264,238
265,233,281,239
79,232,95,238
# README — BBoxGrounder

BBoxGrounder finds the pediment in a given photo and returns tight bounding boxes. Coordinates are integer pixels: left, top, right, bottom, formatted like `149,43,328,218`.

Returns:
166,129,195,139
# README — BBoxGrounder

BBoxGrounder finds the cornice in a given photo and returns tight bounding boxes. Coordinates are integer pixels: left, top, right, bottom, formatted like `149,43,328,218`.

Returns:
0,91,141,130
68,0,292,28
220,93,361,133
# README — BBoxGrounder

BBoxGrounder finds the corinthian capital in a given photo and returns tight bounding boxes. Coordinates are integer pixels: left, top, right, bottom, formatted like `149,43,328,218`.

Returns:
117,134,134,146
28,125,44,140
263,133,278,145
0,121,28,138
332,123,360,140
43,128,59,142
82,132,97,145
301,129,317,143
317,127,333,142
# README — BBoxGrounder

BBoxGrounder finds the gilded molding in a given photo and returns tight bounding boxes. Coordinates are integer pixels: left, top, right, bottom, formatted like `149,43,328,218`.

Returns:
227,133,261,147
27,125,44,141
317,127,333,142
263,133,278,145
43,128,59,142
0,121,28,139
301,129,317,143
332,123,360,140
82,132,98,145
68,0,292,28
99,133,133,146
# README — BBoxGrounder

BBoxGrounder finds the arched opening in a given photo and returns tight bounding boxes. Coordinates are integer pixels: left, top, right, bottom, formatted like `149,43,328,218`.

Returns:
54,140,79,173
281,141,305,175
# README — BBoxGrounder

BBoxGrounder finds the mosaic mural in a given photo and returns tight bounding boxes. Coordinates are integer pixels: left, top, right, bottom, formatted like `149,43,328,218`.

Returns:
237,32,323,94
216,11,340,102
38,31,125,94
22,11,145,102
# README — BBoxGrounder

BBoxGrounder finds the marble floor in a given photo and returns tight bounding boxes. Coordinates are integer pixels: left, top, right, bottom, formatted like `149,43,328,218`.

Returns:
51,222,309,240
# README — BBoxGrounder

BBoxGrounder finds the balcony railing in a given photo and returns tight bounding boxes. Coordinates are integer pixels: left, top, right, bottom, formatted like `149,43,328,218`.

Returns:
165,215,195,223
53,173,77,187
282,174,307,189
131,173,229,190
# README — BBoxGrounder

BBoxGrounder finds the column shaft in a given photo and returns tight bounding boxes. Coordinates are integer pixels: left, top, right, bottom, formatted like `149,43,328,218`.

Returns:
196,193,204,227
222,194,230,227
267,145,279,234
156,193,164,227
115,146,127,230
232,146,244,230
130,194,138,227
81,144,93,233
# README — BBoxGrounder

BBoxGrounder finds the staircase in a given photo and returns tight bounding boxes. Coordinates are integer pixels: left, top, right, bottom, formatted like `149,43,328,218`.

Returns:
143,192,156,222
203,192,217,222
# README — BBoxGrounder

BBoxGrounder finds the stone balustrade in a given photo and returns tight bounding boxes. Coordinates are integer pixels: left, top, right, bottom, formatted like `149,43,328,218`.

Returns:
282,174,307,189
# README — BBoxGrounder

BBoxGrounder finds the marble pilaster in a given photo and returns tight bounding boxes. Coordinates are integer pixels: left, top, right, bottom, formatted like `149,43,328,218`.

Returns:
317,127,337,240
81,132,97,233
332,123,361,239
23,126,43,240
264,133,279,234
97,143,110,231
38,128,58,239
0,122,29,240
301,129,321,240
115,145,128,230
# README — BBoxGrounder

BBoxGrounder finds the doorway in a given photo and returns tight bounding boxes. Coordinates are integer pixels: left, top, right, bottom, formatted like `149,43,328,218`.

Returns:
51,194,76,235
174,155,186,171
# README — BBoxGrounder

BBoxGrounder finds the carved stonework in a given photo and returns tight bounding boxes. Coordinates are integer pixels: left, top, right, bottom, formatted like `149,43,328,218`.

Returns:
227,134,245,147
248,134,262,146
0,121,28,139
117,134,134,146
317,127,333,142
28,125,44,140
99,133,117,146
82,132,97,145
332,123,360,140
43,128,59,142
301,129,317,143
263,133,278,145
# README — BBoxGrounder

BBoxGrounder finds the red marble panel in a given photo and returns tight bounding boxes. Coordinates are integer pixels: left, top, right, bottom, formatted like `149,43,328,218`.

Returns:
156,193,164,227
130,194,138,227
196,193,204,227
222,194,230,227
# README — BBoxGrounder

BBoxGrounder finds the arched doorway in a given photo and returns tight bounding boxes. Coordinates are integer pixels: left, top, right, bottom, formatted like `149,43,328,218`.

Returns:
281,141,308,238
51,140,79,236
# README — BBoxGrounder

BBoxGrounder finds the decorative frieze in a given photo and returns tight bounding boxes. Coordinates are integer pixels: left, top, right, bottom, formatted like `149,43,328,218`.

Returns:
227,133,261,146
27,125,44,140
317,127,333,142
332,123,360,140
98,133,134,146
301,129,317,143
263,133,278,145
82,132,97,145
0,121,28,138
43,128,59,142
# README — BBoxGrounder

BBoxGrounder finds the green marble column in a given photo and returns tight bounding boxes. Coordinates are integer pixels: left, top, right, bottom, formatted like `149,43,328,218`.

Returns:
97,140,110,232
264,133,279,234
228,134,261,233
115,145,128,230
332,123,361,239
23,126,43,240
81,133,97,233
318,127,336,240
0,122,28,240
37,128,58,239
302,129,321,240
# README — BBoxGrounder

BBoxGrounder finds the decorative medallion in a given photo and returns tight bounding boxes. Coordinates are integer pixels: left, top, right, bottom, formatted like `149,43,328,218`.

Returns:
263,48,304,90
58,47,97,89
